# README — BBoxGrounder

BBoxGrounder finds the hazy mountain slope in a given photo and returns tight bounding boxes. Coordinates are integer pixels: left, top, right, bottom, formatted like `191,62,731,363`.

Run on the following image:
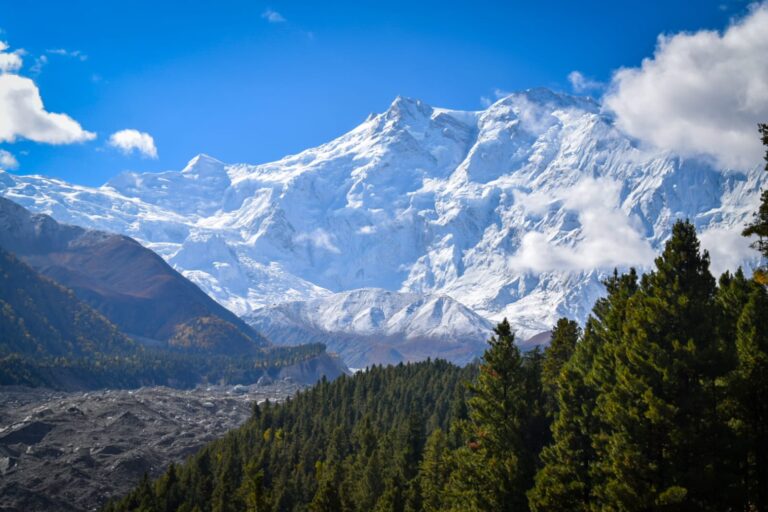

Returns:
245,288,494,367
1,89,764,341
0,246,134,358
0,197,268,354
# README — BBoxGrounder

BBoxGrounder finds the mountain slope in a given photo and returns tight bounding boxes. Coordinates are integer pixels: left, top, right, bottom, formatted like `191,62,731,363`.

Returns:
0,89,764,341
0,246,134,358
0,197,268,354
245,288,494,367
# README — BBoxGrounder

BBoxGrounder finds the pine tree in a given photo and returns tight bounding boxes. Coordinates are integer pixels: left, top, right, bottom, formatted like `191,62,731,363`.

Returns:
311,426,347,512
732,287,768,510
211,446,244,512
452,319,528,511
541,318,581,418
311,460,344,512
717,269,758,353
156,463,182,512
598,220,728,510
519,347,549,496
529,270,639,512
238,461,272,512
742,124,768,267
418,429,452,512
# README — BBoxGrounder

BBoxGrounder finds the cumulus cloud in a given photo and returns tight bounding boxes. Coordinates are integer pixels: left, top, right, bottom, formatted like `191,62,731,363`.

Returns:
262,9,286,23
510,177,656,273
567,71,603,93
603,4,768,169
699,224,759,276
0,40,95,144
0,41,23,73
0,73,96,144
0,148,18,169
108,129,158,158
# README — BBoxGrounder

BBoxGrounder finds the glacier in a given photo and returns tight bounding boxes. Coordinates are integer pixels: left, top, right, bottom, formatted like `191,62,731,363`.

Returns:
0,88,764,347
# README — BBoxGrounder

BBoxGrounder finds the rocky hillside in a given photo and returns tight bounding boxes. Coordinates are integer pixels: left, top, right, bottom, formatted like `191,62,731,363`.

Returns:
0,247,134,358
0,197,268,354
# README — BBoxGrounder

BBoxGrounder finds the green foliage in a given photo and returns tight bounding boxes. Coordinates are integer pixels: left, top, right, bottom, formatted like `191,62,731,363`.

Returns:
596,221,727,510
418,429,451,512
529,270,639,512
731,287,768,510
453,319,527,511
0,343,328,390
106,360,475,512
541,318,580,418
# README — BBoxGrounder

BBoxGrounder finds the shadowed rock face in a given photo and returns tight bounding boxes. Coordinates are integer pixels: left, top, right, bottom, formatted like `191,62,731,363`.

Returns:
0,197,268,354
0,383,302,512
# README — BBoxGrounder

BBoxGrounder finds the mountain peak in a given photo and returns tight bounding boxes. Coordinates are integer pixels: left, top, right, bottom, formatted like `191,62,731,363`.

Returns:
384,95,433,120
182,154,226,175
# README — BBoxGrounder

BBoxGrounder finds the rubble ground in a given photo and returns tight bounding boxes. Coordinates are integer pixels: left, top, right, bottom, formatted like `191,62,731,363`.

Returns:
0,380,302,512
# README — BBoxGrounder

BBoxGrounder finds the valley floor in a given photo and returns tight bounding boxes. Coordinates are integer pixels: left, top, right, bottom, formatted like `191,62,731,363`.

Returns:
0,382,302,512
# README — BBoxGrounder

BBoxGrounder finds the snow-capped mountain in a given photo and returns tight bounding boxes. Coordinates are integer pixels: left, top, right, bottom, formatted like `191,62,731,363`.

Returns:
244,289,495,367
1,88,764,344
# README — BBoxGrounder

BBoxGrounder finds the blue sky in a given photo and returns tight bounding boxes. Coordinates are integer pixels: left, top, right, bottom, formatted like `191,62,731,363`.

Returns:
0,0,755,185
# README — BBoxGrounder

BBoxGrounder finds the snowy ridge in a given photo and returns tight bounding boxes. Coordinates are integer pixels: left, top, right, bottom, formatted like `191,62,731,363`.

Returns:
1,89,764,346
244,288,495,367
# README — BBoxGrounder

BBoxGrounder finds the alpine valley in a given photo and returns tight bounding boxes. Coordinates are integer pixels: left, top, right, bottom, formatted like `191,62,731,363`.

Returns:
1,89,764,366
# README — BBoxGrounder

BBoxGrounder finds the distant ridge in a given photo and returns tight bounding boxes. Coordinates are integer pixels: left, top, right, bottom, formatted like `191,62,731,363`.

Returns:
0,246,134,358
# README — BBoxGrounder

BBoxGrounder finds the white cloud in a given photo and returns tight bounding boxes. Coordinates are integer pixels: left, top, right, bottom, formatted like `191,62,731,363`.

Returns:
567,71,603,93
46,48,87,61
603,4,768,170
0,40,94,145
29,55,47,74
510,177,656,273
0,73,96,144
0,149,18,169
262,9,286,23
0,41,23,73
108,129,158,158
699,224,758,276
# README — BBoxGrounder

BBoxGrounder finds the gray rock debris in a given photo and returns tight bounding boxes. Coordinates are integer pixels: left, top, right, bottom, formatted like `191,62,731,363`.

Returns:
0,382,301,512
